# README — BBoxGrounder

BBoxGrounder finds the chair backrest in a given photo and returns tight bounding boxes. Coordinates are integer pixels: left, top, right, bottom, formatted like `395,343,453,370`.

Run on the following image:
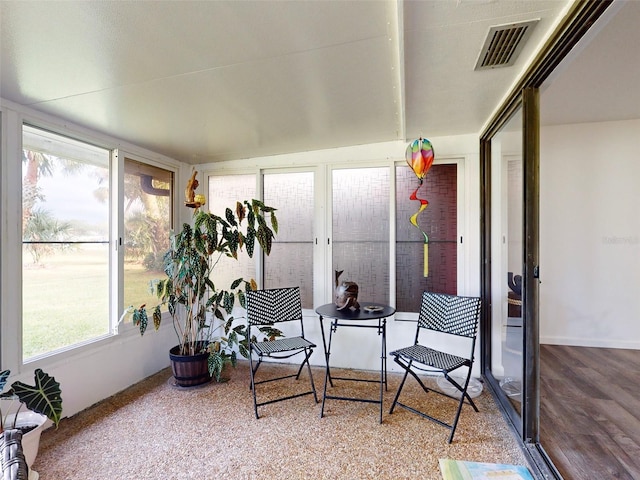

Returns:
246,287,303,326
418,292,481,338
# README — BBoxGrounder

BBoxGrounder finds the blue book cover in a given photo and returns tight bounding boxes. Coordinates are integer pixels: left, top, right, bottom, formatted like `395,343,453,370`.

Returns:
439,458,535,480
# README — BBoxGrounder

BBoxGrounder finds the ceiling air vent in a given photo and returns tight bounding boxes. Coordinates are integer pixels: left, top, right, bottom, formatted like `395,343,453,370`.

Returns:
475,19,539,70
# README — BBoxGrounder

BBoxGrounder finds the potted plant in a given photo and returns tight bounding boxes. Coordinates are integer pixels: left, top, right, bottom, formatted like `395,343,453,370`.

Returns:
0,368,63,475
125,199,279,385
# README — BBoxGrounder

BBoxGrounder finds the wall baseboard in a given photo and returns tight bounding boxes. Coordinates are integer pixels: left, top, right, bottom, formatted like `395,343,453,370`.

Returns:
540,336,640,350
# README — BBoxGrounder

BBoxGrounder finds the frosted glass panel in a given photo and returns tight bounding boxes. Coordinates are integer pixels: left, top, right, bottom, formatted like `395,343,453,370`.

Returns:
396,164,457,312
332,167,389,304
263,172,314,308
208,175,257,290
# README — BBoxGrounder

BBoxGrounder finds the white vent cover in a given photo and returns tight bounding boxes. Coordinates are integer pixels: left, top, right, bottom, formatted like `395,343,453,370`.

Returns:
475,19,539,70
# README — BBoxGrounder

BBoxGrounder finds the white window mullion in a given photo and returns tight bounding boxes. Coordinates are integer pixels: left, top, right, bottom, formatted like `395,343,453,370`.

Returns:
111,149,124,334
1,108,24,371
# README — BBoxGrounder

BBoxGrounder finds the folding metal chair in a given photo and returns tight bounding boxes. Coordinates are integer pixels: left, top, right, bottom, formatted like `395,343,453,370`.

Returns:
389,292,482,443
246,286,318,418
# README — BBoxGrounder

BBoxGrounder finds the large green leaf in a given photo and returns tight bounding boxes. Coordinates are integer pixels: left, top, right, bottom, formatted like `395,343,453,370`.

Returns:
133,308,148,335
152,305,162,330
228,330,238,347
0,370,10,396
12,369,63,428
208,352,224,382
223,291,235,314
238,342,249,359
245,225,255,257
225,207,237,227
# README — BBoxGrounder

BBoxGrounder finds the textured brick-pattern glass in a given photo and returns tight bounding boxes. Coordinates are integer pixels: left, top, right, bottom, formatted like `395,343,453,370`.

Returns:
332,167,390,304
396,164,457,312
263,172,314,308
208,175,256,289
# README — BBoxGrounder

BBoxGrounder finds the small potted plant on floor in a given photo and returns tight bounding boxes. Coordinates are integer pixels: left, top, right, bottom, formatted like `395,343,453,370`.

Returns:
125,199,279,385
0,368,63,475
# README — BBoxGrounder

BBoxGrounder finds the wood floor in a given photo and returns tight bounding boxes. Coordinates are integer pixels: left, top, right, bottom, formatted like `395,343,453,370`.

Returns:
540,344,640,480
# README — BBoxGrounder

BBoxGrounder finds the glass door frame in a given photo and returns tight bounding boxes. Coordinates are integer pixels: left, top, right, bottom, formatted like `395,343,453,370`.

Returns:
479,1,613,477
480,89,539,441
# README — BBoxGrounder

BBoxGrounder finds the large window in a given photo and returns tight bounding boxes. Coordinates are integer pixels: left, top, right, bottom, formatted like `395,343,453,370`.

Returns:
208,165,461,313
263,171,314,308
395,163,458,312
332,167,390,304
22,125,110,360
208,174,257,291
123,159,173,310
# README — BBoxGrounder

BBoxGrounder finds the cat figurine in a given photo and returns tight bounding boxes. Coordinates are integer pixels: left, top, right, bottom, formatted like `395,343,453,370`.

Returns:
334,270,360,311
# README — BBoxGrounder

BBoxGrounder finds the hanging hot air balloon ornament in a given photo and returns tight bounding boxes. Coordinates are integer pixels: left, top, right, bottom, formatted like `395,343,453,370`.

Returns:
406,137,434,276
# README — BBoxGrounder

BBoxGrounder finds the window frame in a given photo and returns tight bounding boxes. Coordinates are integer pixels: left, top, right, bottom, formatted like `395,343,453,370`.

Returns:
120,155,175,320
20,123,113,361
206,166,323,308
262,169,316,309
392,156,466,320
4,116,180,369
113,148,178,337
205,159,466,319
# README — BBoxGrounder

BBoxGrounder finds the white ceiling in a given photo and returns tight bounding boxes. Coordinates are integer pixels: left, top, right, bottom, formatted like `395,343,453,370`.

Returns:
1,1,636,164
540,0,640,126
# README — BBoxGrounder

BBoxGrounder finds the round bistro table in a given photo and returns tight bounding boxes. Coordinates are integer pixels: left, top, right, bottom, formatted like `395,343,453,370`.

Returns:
315,302,396,424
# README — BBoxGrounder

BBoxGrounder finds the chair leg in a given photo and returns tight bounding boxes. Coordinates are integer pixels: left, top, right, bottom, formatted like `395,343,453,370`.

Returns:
294,350,308,380
444,372,479,412
249,351,261,419
389,357,412,413
303,348,319,403
249,355,263,388
250,347,318,418
445,369,474,444
447,395,466,443
390,357,479,443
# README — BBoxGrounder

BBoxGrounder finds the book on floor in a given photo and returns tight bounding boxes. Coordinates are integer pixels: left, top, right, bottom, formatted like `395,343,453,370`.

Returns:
439,458,534,480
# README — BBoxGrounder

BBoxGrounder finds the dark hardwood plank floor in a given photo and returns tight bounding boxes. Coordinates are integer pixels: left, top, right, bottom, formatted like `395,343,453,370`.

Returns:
540,344,640,480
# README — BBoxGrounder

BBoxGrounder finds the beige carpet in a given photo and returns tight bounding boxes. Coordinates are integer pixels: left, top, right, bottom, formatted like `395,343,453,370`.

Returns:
34,362,529,479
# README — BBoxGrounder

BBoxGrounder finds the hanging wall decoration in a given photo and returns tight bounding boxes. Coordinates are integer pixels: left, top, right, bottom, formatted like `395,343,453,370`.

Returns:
406,137,434,276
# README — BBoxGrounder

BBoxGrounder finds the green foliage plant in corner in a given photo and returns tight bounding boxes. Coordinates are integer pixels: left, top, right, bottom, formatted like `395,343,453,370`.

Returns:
0,368,63,433
125,199,281,382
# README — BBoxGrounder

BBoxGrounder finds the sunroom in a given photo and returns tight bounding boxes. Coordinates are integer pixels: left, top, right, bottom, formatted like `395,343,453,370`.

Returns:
1,1,638,479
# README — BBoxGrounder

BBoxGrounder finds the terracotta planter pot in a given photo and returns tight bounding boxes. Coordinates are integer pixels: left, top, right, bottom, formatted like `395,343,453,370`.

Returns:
169,343,211,387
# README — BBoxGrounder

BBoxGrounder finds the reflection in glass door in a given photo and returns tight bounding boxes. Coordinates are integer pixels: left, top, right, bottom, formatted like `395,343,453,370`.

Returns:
490,107,524,419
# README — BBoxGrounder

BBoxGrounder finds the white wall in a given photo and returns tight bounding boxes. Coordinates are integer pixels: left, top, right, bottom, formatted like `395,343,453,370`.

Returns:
540,119,640,348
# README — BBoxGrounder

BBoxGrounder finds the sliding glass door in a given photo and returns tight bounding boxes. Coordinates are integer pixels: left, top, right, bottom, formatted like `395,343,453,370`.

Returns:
481,88,540,440
489,106,525,420
480,3,615,478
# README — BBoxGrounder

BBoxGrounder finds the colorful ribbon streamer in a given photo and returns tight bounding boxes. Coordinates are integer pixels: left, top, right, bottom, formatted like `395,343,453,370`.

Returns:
409,183,430,276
